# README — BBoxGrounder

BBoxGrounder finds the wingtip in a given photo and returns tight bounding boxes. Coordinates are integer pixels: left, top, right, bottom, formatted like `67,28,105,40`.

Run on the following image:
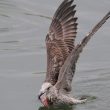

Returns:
55,0,75,15
66,0,74,6
107,11,110,18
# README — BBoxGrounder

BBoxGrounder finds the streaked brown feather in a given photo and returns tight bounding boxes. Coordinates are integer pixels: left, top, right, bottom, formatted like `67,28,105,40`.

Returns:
54,11,110,92
54,0,74,19
45,0,78,85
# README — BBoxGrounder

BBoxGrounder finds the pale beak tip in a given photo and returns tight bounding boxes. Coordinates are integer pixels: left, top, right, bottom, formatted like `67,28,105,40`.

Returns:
42,98,49,107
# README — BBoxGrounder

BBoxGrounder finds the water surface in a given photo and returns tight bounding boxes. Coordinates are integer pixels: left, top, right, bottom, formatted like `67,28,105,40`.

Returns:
0,0,110,110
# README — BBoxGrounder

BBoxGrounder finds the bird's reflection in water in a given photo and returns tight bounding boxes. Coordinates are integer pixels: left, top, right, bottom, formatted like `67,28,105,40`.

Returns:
38,104,75,110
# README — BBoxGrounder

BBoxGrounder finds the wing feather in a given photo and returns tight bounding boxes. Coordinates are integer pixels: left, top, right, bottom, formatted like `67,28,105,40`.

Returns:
54,11,110,92
45,0,78,85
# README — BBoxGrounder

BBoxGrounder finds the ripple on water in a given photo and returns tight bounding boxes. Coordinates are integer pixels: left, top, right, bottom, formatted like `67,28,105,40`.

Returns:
0,0,110,110
38,104,74,110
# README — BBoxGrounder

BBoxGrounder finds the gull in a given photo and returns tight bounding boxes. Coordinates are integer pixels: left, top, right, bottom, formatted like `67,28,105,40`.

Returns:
38,0,110,107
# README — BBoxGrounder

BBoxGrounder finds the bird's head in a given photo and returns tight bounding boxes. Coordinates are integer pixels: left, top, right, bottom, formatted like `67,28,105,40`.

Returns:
38,82,53,107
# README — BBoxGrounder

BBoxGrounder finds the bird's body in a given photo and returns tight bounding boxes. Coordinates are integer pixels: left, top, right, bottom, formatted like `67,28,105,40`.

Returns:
38,0,110,107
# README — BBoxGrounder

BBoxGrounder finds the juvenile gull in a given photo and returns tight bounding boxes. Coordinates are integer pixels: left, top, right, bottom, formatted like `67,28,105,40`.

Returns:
38,0,110,107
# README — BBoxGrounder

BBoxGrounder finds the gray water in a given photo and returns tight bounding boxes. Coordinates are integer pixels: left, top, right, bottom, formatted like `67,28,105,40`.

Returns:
0,0,110,110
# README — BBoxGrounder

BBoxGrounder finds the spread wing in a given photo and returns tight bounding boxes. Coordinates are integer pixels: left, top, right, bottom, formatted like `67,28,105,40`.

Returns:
54,11,110,92
45,0,78,85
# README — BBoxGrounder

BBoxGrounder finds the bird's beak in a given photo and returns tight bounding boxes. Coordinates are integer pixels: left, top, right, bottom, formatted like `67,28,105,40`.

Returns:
38,92,44,100
38,93,49,107
41,97,49,107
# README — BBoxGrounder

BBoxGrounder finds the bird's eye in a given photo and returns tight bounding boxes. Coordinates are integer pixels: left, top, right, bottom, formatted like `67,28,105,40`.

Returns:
47,87,50,90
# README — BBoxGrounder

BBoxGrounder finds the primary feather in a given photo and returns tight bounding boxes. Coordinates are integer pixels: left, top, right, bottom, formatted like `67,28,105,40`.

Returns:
45,0,77,86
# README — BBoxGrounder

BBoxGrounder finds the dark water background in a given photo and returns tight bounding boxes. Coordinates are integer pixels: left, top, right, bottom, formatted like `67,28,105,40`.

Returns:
0,0,110,110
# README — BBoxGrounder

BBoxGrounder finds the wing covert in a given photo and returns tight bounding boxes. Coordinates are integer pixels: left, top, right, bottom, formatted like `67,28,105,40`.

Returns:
45,0,78,85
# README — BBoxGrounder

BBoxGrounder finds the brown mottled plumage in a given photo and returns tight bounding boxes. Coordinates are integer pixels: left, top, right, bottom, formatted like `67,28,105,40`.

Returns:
38,0,110,107
45,0,77,85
